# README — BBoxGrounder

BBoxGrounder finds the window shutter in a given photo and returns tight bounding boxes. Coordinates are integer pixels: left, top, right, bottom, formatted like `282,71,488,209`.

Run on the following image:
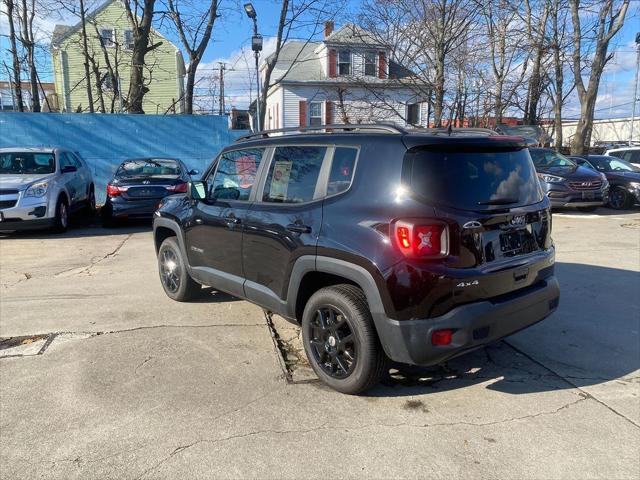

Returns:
378,51,387,79
325,101,333,125
328,50,337,78
299,101,307,127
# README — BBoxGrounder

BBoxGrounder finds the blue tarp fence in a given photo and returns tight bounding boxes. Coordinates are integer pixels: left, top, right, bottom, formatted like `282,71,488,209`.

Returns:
0,112,247,203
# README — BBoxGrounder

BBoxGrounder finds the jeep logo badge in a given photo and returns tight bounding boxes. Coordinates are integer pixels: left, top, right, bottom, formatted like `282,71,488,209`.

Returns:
510,215,526,227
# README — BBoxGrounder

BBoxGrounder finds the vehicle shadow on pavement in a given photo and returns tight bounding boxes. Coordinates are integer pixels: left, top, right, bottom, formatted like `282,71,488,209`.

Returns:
553,205,640,216
0,216,152,239
366,261,640,397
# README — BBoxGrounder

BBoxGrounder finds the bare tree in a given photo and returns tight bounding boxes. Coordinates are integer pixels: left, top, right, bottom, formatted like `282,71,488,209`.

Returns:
78,0,95,112
568,0,629,154
16,0,41,111
165,0,220,114
481,0,529,124
3,0,25,111
522,0,550,124
123,0,161,113
360,0,479,127
258,0,338,129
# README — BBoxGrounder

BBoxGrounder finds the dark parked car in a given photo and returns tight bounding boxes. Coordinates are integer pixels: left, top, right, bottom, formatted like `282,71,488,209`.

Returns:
102,157,198,226
529,148,609,211
569,155,640,210
152,125,559,394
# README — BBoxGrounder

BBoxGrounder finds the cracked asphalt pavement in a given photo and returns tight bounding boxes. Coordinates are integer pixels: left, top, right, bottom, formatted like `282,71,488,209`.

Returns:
1,209,639,479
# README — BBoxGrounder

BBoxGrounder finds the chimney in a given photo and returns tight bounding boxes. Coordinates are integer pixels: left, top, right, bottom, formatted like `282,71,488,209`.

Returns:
324,21,334,39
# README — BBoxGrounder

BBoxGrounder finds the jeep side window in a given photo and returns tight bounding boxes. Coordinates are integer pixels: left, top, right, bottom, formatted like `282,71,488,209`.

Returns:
327,147,357,196
262,146,326,203
208,148,265,201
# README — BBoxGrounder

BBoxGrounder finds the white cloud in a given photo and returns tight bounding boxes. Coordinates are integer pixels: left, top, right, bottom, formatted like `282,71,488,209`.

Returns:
192,36,279,111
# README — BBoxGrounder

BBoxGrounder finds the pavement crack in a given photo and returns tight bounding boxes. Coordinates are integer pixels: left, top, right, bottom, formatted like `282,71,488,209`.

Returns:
264,311,294,382
134,355,153,374
503,340,640,429
54,234,132,277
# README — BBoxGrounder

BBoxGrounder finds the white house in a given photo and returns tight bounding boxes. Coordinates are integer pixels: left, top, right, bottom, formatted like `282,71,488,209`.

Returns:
262,22,428,130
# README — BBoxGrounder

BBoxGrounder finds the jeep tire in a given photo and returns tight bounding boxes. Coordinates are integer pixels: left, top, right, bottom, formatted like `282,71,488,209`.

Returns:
158,237,201,301
301,284,387,394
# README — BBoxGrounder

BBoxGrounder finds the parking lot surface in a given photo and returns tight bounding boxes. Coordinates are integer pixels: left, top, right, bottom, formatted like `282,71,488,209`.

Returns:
1,209,639,479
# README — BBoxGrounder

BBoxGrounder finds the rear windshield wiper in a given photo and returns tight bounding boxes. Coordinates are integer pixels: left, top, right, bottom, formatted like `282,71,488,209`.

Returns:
477,198,518,206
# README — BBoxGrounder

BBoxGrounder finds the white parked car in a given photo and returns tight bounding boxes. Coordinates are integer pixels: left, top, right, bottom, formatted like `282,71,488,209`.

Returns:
0,147,95,232
604,146,640,168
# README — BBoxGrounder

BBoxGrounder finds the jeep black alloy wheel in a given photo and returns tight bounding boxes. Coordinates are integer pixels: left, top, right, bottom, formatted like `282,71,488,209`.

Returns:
302,285,387,394
157,237,201,301
160,247,181,294
308,305,357,378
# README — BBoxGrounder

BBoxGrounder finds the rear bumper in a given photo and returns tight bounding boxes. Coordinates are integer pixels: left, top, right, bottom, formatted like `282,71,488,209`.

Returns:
104,198,161,219
375,276,560,366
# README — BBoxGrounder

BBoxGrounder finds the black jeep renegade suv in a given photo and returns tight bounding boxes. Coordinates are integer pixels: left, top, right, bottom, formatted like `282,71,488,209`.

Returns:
153,124,559,394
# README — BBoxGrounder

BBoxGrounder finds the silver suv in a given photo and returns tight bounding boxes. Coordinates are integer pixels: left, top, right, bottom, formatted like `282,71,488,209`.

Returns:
0,147,95,232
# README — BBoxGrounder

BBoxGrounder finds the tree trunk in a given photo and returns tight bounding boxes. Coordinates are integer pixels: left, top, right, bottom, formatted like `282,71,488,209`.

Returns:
526,49,544,124
184,65,197,114
569,0,629,154
5,0,24,112
125,0,156,114
552,1,563,150
20,0,40,111
79,0,94,112
432,51,445,127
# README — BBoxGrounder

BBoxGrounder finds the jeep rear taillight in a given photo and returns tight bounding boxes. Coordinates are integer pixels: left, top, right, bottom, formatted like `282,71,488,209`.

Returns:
393,221,448,258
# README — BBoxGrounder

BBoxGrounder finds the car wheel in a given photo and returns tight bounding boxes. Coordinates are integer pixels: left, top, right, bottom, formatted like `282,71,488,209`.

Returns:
577,206,598,212
608,187,631,210
301,284,387,394
52,197,69,233
158,236,201,301
87,187,96,216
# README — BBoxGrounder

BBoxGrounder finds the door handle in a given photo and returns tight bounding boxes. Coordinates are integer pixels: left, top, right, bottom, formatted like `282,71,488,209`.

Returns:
286,223,311,234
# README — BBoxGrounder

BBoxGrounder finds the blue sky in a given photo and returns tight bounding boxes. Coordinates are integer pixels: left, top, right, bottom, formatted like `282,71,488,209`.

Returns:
0,0,638,118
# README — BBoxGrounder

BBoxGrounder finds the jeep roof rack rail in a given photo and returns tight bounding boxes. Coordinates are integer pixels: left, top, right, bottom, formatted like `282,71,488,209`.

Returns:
426,127,497,136
235,122,408,142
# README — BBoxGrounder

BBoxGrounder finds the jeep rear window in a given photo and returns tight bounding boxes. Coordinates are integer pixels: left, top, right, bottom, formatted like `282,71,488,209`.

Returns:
406,147,542,210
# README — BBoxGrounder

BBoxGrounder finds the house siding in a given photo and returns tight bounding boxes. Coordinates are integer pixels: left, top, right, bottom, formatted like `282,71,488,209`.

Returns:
52,1,183,113
271,84,427,128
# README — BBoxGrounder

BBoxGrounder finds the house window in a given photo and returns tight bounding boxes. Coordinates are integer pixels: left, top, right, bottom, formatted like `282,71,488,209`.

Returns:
123,29,134,50
364,52,376,76
407,103,420,126
100,28,115,48
338,50,351,75
309,102,323,126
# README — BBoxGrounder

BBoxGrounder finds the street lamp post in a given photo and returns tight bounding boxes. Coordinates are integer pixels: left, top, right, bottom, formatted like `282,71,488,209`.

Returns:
244,3,263,132
630,32,640,146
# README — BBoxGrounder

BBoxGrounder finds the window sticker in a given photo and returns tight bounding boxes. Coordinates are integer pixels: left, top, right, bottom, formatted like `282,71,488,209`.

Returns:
236,155,257,189
269,160,292,200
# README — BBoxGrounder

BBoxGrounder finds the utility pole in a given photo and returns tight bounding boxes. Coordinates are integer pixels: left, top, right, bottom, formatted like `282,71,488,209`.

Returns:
218,62,226,116
630,32,640,145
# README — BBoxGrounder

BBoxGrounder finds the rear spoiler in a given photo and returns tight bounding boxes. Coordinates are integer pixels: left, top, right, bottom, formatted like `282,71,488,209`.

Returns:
403,135,529,152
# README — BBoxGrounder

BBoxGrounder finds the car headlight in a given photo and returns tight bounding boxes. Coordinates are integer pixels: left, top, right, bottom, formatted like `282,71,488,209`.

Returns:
24,181,49,198
538,173,565,183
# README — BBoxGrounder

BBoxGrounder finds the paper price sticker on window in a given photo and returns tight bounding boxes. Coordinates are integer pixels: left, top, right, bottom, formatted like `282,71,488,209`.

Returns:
270,160,292,200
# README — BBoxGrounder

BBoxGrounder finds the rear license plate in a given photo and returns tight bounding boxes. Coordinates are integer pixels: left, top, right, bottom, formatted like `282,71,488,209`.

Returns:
582,191,595,200
500,231,523,253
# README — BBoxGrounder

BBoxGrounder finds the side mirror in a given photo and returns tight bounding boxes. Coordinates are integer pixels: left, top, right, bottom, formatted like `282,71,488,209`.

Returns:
188,181,207,200
61,165,77,174
188,169,200,176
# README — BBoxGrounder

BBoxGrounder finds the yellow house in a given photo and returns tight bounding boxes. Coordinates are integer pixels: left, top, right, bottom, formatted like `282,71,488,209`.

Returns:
51,0,185,114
